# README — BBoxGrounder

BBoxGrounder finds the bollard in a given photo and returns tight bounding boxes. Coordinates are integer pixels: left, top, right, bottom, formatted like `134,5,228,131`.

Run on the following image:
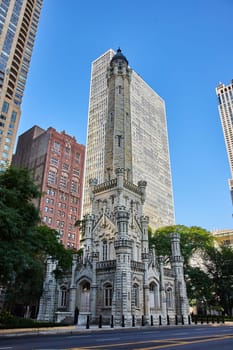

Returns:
181,315,184,325
142,315,145,326
132,314,135,327
167,315,170,325
222,315,225,324
212,316,215,324
110,315,114,328
217,316,220,323
206,315,209,324
195,315,198,324
188,315,191,325
159,315,162,326
86,315,90,329
175,315,178,325
151,315,153,326
122,315,125,327
201,316,203,324
98,314,102,328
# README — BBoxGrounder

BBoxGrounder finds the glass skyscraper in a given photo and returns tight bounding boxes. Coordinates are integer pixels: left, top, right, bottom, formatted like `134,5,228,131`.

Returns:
0,0,43,167
216,80,233,202
83,49,175,230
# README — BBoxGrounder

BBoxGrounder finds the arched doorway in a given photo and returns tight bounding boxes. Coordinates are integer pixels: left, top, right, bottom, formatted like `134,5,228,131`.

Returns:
80,281,90,312
149,281,160,310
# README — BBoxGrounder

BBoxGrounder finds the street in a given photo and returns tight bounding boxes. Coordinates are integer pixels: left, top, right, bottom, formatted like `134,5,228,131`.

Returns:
1,324,233,350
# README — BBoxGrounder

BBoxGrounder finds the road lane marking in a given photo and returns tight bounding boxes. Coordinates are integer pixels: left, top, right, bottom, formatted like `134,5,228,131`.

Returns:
66,334,233,350
96,338,121,341
136,334,233,350
67,335,91,338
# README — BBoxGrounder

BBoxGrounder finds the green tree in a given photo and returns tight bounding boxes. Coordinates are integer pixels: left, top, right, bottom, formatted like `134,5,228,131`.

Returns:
0,166,73,314
203,245,233,316
149,225,215,309
149,225,214,267
185,265,214,313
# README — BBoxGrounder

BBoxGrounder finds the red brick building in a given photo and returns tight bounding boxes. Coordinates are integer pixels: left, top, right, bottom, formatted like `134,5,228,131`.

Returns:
12,126,85,250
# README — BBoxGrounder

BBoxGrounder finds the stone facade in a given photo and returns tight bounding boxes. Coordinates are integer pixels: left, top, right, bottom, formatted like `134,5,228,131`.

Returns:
37,49,189,326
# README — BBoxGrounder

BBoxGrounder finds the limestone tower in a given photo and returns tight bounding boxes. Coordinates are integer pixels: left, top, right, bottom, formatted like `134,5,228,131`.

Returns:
104,49,132,182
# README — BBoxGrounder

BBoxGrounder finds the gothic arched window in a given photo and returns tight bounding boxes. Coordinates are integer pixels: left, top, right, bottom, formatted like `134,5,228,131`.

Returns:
133,283,139,308
60,286,67,307
166,287,173,309
80,281,90,312
104,283,112,306
102,240,108,260
149,282,160,309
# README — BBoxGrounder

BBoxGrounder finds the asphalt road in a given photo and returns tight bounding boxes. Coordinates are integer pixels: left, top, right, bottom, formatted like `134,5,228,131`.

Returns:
1,325,233,350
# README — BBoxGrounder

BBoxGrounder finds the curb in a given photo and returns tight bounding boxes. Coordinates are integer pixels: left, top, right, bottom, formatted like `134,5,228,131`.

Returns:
1,322,232,338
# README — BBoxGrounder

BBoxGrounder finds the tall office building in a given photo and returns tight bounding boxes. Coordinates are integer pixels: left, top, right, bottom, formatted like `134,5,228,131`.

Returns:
216,80,233,202
83,49,175,230
12,126,85,250
0,0,43,167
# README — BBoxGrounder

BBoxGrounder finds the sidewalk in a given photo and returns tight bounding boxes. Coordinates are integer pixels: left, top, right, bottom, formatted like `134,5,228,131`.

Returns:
1,322,232,338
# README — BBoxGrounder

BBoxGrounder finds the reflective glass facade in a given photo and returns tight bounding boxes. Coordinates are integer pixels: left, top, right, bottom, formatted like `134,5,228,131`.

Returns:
0,0,43,167
216,80,233,202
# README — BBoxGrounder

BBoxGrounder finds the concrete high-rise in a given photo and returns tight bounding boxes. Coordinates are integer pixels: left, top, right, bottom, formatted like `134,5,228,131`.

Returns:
83,49,175,230
12,126,85,250
216,80,233,202
0,0,43,167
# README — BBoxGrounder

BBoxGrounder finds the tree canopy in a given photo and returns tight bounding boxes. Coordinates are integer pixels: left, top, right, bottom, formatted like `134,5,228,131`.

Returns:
149,224,233,315
0,166,73,313
202,245,233,315
149,224,214,266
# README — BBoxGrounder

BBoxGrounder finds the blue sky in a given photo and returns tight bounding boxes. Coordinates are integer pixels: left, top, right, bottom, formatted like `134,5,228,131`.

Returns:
19,0,233,231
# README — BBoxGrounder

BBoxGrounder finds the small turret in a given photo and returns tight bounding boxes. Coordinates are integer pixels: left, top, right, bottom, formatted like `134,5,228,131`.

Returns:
170,232,190,322
138,180,147,203
110,48,129,66
89,178,98,202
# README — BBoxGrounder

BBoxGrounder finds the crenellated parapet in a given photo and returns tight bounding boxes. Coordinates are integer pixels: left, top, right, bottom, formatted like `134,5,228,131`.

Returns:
140,215,149,232
114,238,133,249
84,213,95,234
123,179,141,194
140,215,149,224
170,232,182,257
114,205,130,220
93,178,117,193
114,205,130,238
170,255,184,263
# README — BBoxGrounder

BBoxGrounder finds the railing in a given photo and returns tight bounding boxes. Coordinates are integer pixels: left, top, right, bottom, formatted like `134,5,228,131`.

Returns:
96,260,116,270
131,260,145,271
